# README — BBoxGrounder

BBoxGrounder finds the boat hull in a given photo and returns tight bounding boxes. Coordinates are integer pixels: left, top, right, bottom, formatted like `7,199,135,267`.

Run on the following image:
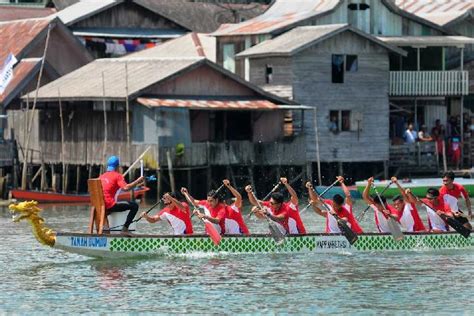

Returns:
54,232,474,258
11,187,150,203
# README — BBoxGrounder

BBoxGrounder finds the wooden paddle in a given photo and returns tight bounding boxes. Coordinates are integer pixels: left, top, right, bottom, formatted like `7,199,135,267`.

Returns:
248,182,281,218
415,196,471,239
313,192,358,245
357,181,392,221
301,179,339,214
183,193,222,246
372,183,404,241
249,190,285,245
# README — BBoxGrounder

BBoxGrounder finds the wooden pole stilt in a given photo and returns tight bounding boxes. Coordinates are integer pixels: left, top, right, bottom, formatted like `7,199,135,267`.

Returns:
166,150,176,193
124,62,132,181
101,71,108,170
75,165,81,193
58,88,66,194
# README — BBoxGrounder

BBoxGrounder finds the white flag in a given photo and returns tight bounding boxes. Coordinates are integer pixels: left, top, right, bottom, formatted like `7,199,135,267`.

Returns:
0,53,18,94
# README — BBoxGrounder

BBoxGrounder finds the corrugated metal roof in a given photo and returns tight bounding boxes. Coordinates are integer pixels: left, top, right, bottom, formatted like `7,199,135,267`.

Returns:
378,35,474,47
53,0,116,25
0,58,40,105
23,57,203,101
72,27,185,39
237,24,407,58
0,18,50,65
0,7,56,22
213,0,340,36
129,32,216,62
395,0,474,26
137,97,279,110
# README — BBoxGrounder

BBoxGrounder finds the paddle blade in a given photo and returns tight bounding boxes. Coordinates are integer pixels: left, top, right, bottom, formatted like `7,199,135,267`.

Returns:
336,220,358,245
204,220,222,246
387,217,404,241
267,218,285,245
445,216,471,239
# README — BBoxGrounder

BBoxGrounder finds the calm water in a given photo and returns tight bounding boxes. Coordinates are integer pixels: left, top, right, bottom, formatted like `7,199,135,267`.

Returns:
1,201,474,314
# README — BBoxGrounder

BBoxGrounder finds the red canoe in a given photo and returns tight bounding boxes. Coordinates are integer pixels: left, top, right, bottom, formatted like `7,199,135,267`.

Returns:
11,187,150,203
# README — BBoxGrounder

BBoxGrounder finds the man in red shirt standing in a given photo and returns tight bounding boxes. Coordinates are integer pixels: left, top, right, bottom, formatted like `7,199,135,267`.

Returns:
440,171,472,219
141,192,193,235
99,156,144,235
181,187,227,235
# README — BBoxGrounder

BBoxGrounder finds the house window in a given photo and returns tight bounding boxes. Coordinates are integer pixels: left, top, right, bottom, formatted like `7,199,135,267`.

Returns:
329,110,351,133
265,64,273,84
347,2,371,33
223,43,235,73
346,55,358,72
332,54,345,83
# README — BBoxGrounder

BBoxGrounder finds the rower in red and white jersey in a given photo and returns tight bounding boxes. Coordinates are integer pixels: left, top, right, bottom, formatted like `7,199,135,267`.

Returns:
440,171,471,217
391,177,426,232
142,192,193,235
222,179,250,235
280,177,306,234
337,176,354,214
410,188,453,232
306,182,363,234
362,177,399,233
246,185,290,235
181,187,227,235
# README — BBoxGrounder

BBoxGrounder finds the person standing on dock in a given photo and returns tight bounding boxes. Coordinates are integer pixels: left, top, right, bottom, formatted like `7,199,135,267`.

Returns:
181,187,226,235
440,171,472,219
99,156,144,235
141,192,193,235
362,177,399,233
306,182,363,234
246,185,290,235
222,179,250,235
280,177,306,234
390,177,426,232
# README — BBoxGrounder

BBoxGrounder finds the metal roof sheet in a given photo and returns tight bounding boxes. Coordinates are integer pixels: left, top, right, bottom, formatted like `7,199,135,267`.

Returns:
237,24,407,58
378,35,474,47
395,0,474,26
71,27,185,39
129,33,216,62
0,7,56,22
212,0,340,36
0,18,50,64
0,58,40,105
53,0,116,25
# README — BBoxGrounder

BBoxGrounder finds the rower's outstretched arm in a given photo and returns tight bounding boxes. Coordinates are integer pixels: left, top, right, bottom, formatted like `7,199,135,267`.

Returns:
123,176,145,191
337,176,352,207
305,181,326,217
281,177,298,205
391,176,410,202
405,189,419,205
224,179,242,208
245,185,260,206
168,193,185,213
362,177,375,205
180,187,199,206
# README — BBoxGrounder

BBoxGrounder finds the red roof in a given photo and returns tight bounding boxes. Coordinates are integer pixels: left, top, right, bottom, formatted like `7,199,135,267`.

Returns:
0,7,56,22
0,18,50,64
137,97,278,110
0,59,40,104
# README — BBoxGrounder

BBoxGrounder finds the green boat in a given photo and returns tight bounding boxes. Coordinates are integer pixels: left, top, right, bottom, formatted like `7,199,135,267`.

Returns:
355,178,474,198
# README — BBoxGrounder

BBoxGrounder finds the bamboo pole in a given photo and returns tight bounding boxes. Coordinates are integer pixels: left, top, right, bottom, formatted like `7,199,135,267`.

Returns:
313,108,322,184
21,23,52,190
58,89,66,194
122,146,151,177
442,140,448,172
166,150,175,193
101,71,108,170
124,62,131,179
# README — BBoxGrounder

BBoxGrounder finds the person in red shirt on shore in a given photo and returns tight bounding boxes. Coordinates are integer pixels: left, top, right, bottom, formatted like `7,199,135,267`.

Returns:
141,192,193,235
99,156,144,235
222,179,250,235
306,181,363,234
246,184,290,235
181,187,227,235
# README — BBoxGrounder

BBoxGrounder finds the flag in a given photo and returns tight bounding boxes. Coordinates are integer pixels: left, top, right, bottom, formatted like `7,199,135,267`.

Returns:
0,53,18,94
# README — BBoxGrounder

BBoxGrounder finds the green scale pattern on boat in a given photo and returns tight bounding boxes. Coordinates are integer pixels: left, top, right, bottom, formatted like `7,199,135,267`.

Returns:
108,234,473,254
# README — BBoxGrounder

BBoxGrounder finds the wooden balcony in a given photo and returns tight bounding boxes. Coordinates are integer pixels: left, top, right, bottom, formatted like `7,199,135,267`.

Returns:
389,142,438,172
389,71,469,96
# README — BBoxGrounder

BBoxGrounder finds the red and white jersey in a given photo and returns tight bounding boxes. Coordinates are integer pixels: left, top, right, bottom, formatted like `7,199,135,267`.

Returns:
397,202,426,232
440,183,469,212
422,197,451,232
344,203,353,214
158,202,193,235
261,201,290,235
324,200,363,234
198,200,226,234
372,204,398,233
225,204,250,235
287,202,306,235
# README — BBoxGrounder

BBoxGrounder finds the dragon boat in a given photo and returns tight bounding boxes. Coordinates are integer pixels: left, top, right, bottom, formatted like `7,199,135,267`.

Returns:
9,200,474,259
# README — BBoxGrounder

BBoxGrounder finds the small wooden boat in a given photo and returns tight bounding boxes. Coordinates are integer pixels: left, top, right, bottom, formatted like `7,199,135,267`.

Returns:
10,187,150,203
9,200,474,259
356,178,474,198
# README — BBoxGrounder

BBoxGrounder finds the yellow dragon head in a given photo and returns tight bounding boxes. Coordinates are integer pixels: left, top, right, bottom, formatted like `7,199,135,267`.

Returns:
9,200,56,247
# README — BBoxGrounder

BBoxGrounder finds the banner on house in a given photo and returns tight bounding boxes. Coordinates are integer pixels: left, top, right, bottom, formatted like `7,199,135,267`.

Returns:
0,53,18,94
